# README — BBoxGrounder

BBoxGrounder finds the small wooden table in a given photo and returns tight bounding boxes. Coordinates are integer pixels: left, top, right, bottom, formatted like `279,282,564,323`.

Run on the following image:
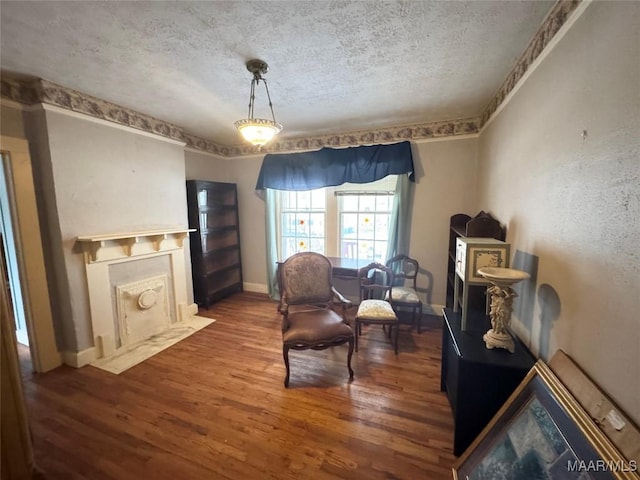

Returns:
326,257,371,278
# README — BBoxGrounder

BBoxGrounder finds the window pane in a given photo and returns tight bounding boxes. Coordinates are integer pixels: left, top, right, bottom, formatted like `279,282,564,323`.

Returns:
311,190,326,209
357,240,371,260
359,214,374,239
338,192,393,262
283,237,298,258
297,191,311,210
342,214,358,239
342,195,359,211
342,240,357,258
296,213,308,235
282,191,295,209
309,213,325,237
309,238,324,253
375,214,389,241
360,196,375,212
281,213,296,236
376,195,391,210
374,241,388,263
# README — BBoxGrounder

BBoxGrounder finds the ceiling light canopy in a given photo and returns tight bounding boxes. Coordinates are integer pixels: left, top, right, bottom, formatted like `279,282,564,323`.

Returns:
234,59,283,148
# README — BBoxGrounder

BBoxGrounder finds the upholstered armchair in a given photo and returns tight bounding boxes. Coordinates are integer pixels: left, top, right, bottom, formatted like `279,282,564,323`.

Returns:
277,252,354,387
385,254,423,333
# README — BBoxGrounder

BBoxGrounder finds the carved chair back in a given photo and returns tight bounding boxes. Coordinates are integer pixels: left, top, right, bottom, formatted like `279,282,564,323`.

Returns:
279,252,334,307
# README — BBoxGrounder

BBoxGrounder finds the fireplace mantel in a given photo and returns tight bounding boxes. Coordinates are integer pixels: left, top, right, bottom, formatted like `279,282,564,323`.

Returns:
77,228,195,263
76,227,197,363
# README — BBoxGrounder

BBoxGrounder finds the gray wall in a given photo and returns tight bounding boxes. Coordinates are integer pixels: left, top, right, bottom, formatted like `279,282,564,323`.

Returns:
476,1,640,424
185,149,233,183
409,138,478,310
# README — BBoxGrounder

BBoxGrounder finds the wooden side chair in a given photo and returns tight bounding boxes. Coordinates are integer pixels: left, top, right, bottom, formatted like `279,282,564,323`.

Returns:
385,254,423,333
278,252,354,387
355,262,399,354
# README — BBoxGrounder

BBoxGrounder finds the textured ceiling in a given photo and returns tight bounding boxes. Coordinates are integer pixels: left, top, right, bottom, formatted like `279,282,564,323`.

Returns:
0,0,554,147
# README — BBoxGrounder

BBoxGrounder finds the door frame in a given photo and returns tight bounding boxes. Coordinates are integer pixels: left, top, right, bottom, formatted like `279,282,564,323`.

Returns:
1,135,61,372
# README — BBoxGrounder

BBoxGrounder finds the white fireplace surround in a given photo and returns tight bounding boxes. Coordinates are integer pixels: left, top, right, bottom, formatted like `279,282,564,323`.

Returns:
77,228,196,362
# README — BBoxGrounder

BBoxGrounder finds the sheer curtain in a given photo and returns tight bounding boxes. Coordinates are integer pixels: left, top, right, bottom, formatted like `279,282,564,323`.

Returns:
264,188,280,299
385,173,414,262
258,142,415,300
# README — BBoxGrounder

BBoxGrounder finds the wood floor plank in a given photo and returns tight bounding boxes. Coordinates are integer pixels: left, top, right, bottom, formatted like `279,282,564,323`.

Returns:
19,292,457,479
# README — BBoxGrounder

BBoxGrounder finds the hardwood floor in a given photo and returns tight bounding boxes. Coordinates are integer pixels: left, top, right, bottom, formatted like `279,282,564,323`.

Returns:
19,292,456,479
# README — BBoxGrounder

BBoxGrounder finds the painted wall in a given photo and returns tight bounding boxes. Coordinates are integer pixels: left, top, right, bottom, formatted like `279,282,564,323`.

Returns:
184,149,232,182
25,108,192,353
229,154,269,293
0,103,25,138
476,1,640,424
409,138,478,312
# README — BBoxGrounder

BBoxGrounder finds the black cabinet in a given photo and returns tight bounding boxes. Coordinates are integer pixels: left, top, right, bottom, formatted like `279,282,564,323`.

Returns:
186,180,243,307
441,307,535,456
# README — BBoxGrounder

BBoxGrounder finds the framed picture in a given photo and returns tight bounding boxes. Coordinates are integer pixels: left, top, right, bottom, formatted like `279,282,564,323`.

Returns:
453,360,639,480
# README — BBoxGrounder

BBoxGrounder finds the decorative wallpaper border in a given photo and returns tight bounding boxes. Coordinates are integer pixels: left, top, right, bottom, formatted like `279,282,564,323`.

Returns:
1,0,580,157
260,118,481,155
479,0,581,127
1,76,481,157
1,77,185,143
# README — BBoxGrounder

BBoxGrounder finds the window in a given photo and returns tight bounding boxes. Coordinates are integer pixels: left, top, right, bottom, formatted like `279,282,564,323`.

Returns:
276,177,396,261
279,189,326,259
338,192,392,262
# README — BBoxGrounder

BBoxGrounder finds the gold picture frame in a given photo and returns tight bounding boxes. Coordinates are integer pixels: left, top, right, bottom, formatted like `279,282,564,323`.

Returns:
453,360,639,479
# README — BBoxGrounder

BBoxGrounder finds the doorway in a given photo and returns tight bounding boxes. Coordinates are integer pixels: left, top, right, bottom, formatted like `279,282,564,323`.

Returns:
1,152,30,349
0,136,61,373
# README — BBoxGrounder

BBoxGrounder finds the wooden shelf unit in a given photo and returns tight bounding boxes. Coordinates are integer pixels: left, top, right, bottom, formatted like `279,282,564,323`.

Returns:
445,211,505,315
186,180,243,307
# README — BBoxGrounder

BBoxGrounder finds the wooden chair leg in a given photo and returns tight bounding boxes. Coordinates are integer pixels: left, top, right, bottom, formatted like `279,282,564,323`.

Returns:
394,323,399,355
283,345,291,387
355,320,359,352
347,338,355,379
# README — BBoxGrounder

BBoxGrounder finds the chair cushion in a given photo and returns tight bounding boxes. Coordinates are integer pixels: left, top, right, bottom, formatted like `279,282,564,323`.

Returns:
283,309,353,344
356,299,397,321
386,287,420,304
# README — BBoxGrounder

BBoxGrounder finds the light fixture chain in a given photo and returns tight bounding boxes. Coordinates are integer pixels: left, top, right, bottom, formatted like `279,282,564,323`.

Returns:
248,78,257,119
262,78,278,124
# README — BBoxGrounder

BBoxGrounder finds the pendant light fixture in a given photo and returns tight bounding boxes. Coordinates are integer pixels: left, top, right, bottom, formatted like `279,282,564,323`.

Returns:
234,59,283,148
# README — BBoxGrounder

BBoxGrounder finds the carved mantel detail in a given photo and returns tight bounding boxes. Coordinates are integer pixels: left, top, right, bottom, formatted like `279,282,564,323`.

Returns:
76,228,194,264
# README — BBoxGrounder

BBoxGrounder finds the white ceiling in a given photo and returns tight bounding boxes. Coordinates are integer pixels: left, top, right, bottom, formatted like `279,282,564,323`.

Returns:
0,0,554,147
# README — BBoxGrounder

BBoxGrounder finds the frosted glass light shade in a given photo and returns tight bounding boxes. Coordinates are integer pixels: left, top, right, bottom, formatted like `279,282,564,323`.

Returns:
234,118,283,147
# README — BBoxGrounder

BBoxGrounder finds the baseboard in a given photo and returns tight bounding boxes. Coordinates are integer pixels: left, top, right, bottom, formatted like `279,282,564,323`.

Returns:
423,303,445,316
62,346,97,368
244,282,268,294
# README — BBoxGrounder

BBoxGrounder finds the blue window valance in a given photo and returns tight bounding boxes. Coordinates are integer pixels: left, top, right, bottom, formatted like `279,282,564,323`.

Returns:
255,141,414,191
